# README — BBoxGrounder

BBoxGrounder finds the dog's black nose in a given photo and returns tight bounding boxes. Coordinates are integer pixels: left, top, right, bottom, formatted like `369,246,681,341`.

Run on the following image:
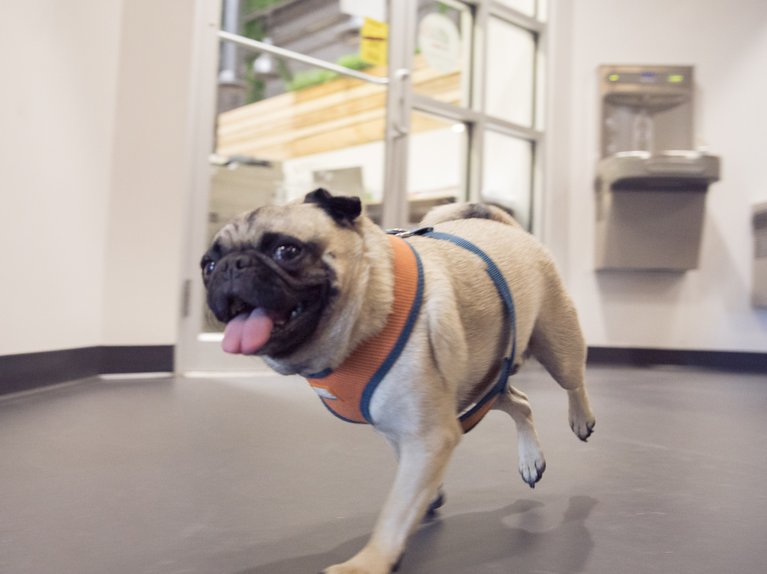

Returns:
205,252,264,323
233,254,251,270
218,253,254,276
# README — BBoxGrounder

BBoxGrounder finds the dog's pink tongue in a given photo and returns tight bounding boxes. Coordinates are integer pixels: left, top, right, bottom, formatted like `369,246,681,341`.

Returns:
222,308,274,355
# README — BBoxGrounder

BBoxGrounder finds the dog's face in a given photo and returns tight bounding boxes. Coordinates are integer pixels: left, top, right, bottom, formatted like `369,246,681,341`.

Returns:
200,189,362,359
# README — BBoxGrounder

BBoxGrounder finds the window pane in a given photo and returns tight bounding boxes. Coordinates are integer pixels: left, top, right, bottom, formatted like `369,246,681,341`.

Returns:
229,1,388,106
414,1,472,107
495,0,537,18
361,112,466,227
408,112,468,224
485,18,535,127
482,131,533,230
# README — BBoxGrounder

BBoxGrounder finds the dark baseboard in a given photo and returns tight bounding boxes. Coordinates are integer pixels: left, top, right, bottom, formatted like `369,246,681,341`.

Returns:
587,346,767,372
0,346,174,396
2,345,764,397
100,346,174,374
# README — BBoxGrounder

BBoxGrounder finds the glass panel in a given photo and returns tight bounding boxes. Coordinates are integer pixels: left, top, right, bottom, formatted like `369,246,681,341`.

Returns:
485,18,535,127
495,0,536,18
231,0,388,105
482,131,533,230
401,111,467,225
205,0,389,332
413,0,472,107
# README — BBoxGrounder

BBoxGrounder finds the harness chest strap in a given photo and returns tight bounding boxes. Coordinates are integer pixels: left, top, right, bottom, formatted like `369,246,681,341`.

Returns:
306,234,423,424
305,232,517,433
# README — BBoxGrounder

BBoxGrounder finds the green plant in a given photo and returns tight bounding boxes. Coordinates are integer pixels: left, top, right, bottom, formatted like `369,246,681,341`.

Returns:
244,61,266,103
242,17,266,104
242,0,284,12
286,69,337,92
285,54,374,92
242,16,265,40
336,54,374,72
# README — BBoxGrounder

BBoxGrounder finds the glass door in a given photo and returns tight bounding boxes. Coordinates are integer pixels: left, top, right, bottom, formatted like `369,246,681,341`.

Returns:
177,0,547,373
178,0,401,372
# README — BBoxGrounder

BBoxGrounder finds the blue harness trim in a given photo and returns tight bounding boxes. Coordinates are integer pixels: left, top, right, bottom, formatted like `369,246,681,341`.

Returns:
318,398,368,424
360,242,425,423
307,241,425,425
307,367,333,379
422,231,517,429
307,231,516,432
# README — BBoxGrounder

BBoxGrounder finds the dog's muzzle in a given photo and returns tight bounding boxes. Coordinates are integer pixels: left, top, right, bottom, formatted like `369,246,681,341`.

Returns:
205,250,330,357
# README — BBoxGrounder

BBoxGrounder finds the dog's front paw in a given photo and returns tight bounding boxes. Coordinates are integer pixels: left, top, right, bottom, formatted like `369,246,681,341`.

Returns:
322,565,370,574
518,435,546,488
322,563,392,574
519,452,546,488
322,547,399,574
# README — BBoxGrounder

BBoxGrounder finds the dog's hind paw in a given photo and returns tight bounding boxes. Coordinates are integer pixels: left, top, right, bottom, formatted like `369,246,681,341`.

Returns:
425,488,446,519
571,417,596,442
568,387,596,442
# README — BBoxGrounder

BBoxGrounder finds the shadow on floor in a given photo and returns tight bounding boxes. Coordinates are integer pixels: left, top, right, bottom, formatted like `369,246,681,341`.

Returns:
237,496,597,574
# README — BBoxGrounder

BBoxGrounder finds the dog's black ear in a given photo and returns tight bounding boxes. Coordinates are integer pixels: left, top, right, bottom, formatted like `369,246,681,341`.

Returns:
304,188,362,226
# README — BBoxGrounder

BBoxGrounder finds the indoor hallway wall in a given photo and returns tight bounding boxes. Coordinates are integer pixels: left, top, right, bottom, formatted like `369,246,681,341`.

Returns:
101,0,196,346
0,0,198,357
550,0,767,352
4,0,766,362
0,0,123,355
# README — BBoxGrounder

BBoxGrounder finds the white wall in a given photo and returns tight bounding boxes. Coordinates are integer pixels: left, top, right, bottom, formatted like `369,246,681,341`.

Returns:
2,0,766,359
0,0,122,355
102,0,195,346
549,0,767,351
0,0,195,355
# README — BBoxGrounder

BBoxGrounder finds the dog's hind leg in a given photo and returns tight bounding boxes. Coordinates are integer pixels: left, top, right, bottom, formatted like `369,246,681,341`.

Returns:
528,283,596,442
494,385,547,487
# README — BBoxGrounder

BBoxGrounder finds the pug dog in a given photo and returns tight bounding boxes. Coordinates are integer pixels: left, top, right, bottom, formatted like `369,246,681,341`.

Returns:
201,189,595,574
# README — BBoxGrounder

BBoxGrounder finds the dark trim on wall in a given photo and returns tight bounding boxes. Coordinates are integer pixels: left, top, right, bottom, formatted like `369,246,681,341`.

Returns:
588,347,767,373
101,346,174,374
0,346,174,396
2,345,764,397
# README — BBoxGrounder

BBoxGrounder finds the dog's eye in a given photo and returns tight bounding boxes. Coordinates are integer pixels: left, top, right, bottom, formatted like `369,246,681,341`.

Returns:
201,258,216,277
274,244,302,263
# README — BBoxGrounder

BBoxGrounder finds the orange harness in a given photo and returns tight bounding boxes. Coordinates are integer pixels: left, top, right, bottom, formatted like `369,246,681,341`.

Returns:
306,232,516,433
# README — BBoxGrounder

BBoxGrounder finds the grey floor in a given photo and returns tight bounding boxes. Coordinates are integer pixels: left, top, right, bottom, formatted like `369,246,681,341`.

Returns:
1,364,766,574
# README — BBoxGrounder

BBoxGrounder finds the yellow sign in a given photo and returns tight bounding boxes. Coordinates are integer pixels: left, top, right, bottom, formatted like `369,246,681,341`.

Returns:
360,17,388,66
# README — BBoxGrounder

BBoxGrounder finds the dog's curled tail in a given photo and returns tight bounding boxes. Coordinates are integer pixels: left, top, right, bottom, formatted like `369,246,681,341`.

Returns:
419,202,523,229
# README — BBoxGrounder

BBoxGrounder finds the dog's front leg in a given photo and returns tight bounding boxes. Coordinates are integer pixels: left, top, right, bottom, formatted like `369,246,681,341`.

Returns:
323,422,461,574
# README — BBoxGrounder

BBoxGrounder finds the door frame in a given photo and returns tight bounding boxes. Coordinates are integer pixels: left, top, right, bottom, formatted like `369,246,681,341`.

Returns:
175,0,547,373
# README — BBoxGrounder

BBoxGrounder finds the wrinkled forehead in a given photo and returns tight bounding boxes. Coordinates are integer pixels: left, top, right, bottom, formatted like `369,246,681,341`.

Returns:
212,202,333,250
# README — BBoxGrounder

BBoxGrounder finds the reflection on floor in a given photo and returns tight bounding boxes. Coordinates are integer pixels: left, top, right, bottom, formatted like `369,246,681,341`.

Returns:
1,364,766,573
